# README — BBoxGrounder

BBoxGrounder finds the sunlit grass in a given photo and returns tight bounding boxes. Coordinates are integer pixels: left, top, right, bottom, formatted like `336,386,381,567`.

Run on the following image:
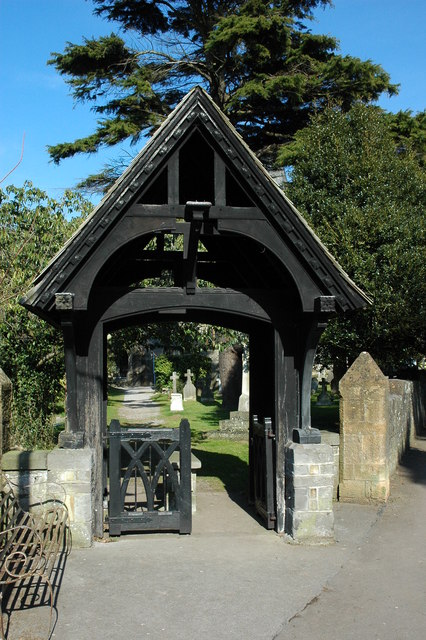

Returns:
107,386,125,423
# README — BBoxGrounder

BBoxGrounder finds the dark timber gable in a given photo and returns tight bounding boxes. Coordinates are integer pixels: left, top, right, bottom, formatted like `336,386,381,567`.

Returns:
23,86,369,321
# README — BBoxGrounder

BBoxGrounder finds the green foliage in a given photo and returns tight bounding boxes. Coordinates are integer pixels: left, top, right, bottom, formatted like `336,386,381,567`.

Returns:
285,104,426,374
108,321,246,388
0,182,92,449
48,0,397,188
154,353,173,390
385,109,426,167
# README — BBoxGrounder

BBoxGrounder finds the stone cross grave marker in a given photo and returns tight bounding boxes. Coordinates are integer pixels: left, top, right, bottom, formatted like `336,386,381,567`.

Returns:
170,371,183,411
183,369,196,401
170,371,179,394
316,377,333,406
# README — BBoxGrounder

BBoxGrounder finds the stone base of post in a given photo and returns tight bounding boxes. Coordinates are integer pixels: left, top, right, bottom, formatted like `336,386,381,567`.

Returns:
58,430,85,449
285,443,335,543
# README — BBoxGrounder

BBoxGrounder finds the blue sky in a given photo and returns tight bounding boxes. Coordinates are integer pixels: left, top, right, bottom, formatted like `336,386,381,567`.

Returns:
0,0,425,204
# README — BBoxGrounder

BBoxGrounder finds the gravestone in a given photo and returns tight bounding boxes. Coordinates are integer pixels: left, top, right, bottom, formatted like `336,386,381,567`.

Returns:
170,371,183,411
183,369,196,401
0,368,12,458
316,378,333,406
238,351,250,412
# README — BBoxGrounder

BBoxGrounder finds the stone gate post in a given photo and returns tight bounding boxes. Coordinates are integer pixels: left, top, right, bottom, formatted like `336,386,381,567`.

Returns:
339,352,390,502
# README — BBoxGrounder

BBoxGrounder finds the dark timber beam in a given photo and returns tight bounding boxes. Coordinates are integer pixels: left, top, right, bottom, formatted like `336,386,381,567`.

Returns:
99,287,272,325
127,203,263,220
183,201,211,294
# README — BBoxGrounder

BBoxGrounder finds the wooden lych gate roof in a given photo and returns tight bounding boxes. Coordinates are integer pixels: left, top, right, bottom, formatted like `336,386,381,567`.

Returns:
22,87,369,326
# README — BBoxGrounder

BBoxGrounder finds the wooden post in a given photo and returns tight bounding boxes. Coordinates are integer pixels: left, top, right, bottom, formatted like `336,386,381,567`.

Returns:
61,321,78,434
178,419,192,534
108,420,122,536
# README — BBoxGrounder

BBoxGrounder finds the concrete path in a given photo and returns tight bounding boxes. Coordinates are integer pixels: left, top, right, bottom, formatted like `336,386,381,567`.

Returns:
275,439,426,640
48,497,383,640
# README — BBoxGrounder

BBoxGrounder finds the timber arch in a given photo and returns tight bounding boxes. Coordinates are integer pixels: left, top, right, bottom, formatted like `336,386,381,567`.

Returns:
22,87,369,538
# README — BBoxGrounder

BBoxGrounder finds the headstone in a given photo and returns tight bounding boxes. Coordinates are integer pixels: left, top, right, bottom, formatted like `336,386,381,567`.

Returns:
213,411,249,440
183,369,196,401
170,371,179,394
238,350,250,412
311,377,319,393
316,378,332,406
170,372,183,411
0,368,12,457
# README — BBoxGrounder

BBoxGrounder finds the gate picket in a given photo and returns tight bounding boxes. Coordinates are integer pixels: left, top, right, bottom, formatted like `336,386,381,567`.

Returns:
250,415,276,529
107,419,192,535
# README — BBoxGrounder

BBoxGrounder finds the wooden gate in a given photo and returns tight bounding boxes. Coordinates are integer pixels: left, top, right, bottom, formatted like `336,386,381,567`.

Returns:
250,415,276,529
107,419,192,535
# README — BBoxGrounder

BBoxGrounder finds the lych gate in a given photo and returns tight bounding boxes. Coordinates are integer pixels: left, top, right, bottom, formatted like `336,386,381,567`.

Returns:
22,88,368,539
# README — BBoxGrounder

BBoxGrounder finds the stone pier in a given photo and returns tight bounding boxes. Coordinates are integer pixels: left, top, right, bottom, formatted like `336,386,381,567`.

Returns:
285,443,335,543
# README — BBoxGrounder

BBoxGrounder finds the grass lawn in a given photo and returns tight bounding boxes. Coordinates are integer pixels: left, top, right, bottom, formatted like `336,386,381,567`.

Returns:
107,386,126,423
108,389,249,493
151,393,249,492
310,389,340,433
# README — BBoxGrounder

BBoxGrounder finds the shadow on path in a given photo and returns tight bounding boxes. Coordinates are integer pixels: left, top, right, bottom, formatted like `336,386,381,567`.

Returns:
398,437,426,486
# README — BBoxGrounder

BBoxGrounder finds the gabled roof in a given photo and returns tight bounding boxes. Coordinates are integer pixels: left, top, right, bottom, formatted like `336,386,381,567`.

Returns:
22,87,370,316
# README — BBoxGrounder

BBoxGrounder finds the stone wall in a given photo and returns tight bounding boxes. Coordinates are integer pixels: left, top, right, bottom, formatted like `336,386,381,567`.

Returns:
339,352,419,504
320,431,339,500
2,447,94,548
285,443,335,543
47,448,94,548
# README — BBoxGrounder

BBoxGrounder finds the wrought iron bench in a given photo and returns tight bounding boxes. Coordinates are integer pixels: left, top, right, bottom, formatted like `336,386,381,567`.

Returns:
0,471,69,639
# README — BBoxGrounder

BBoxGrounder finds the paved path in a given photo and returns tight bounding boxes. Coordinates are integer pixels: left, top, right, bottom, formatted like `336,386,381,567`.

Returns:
275,438,426,640
117,385,165,425
49,490,381,640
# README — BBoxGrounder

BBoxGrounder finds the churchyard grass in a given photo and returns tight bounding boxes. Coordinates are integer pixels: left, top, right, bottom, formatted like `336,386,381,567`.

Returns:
311,389,340,432
150,393,249,491
107,389,249,492
107,386,126,423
